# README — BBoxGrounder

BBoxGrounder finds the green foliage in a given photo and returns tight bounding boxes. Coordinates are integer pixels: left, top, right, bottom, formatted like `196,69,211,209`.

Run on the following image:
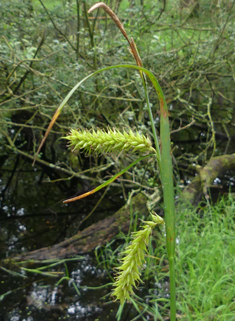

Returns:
176,196,235,320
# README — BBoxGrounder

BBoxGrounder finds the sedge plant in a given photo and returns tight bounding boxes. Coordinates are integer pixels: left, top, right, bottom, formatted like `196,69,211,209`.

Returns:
33,2,176,320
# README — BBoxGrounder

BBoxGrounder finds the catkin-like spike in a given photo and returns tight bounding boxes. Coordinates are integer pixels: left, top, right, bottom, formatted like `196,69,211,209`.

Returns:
65,128,155,155
112,213,164,305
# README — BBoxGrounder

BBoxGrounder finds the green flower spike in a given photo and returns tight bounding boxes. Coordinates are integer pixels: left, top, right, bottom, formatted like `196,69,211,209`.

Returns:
65,128,155,155
112,213,164,305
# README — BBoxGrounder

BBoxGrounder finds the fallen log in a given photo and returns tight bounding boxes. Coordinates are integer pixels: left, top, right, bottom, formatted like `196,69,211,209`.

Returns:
181,153,235,205
7,193,148,262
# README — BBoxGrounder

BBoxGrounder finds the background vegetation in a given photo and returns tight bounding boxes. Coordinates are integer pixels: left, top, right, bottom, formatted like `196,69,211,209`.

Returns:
0,0,235,320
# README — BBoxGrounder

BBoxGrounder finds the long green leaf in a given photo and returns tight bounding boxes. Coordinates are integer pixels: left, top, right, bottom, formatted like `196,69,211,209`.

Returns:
33,64,163,165
63,154,154,203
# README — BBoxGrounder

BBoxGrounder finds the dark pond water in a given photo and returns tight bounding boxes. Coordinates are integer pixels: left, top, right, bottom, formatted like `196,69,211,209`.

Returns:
0,201,166,321
0,153,130,321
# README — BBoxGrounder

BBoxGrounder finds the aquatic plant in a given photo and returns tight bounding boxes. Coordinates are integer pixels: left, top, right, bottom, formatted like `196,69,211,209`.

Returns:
33,2,176,320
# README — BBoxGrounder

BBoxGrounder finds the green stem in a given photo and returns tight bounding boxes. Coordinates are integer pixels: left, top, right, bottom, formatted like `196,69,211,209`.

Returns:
169,256,176,320
159,91,176,321
139,67,176,320
76,0,80,59
146,87,176,320
140,67,176,320
83,0,97,70
142,78,161,169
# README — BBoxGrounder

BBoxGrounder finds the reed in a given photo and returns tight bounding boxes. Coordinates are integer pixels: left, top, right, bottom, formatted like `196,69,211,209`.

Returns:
33,2,176,320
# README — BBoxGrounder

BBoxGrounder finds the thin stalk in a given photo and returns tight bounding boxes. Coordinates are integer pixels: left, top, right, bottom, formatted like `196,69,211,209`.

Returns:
142,78,161,170
83,0,97,70
83,0,99,108
76,0,80,59
38,0,76,52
